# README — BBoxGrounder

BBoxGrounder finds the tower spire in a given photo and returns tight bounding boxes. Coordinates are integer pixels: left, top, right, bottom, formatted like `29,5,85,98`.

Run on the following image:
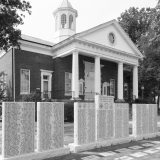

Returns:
60,0,73,8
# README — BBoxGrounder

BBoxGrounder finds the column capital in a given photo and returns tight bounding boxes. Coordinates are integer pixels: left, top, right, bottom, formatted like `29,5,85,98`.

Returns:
133,65,138,68
118,62,123,65
72,50,79,55
95,56,101,59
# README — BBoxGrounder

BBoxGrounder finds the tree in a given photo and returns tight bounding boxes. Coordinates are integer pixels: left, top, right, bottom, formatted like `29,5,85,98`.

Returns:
117,7,154,46
0,71,5,100
117,3,160,100
0,0,31,51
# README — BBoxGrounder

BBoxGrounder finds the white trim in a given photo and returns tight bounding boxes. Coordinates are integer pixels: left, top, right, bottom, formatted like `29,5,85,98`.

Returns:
52,42,139,66
76,19,143,58
20,40,53,56
52,20,143,58
108,32,117,46
20,69,30,95
21,34,54,46
40,69,53,73
79,79,84,95
102,82,109,95
41,70,53,99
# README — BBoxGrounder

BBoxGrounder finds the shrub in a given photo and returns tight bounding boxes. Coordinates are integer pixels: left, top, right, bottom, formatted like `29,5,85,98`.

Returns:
133,98,155,104
64,102,74,122
21,91,41,121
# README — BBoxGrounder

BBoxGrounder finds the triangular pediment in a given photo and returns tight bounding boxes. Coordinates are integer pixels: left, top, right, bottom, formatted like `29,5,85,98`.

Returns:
77,20,143,58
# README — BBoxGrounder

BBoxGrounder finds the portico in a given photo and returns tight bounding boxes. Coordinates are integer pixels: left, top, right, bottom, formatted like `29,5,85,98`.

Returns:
70,50,138,101
52,19,142,101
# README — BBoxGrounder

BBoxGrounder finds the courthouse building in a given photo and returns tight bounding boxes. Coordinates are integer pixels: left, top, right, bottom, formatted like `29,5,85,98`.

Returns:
0,0,143,102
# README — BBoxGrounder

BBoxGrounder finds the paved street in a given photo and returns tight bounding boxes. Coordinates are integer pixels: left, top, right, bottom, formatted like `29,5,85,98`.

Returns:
45,137,160,160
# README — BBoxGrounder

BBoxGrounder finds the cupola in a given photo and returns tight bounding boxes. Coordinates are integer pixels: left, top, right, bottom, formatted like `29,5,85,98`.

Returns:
53,0,78,43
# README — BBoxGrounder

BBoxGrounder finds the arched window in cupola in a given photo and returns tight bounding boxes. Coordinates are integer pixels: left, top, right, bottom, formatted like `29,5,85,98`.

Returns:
61,14,67,28
69,15,73,29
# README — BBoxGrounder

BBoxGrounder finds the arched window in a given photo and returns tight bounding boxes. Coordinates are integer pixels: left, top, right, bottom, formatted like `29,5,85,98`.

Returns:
69,15,73,29
61,14,66,28
55,16,58,31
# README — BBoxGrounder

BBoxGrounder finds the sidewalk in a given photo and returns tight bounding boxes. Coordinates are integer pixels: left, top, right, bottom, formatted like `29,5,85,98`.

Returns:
44,137,160,160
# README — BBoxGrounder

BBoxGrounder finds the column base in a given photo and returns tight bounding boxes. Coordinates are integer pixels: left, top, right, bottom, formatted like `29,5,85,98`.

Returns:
115,99,125,103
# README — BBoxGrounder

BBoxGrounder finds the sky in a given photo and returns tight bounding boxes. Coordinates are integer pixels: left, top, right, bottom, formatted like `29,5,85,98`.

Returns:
18,0,158,43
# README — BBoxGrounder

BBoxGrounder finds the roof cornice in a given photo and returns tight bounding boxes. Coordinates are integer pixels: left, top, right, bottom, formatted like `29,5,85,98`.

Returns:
75,19,143,58
52,37,141,60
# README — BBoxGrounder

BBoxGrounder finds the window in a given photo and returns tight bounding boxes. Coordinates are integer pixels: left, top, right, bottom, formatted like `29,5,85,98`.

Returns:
65,72,72,95
61,14,66,28
20,69,30,94
41,70,53,100
108,32,116,45
110,79,115,96
69,15,73,29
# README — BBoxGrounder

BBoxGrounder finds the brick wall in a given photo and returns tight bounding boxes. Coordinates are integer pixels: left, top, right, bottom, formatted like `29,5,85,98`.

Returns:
52,54,132,100
14,49,53,100
0,49,13,99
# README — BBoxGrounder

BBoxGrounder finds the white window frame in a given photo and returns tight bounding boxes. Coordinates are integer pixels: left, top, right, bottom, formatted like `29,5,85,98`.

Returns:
102,82,109,95
65,72,72,96
110,79,115,96
79,79,84,95
40,69,53,99
20,69,30,94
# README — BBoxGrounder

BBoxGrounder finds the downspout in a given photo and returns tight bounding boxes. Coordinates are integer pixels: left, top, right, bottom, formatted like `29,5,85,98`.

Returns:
12,48,15,102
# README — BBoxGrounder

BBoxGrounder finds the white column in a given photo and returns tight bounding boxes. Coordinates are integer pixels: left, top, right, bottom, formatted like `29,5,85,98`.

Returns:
95,56,101,94
72,51,79,99
133,65,138,99
118,62,123,100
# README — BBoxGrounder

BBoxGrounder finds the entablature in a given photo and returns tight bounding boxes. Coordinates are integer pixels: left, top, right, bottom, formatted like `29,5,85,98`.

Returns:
52,38,139,66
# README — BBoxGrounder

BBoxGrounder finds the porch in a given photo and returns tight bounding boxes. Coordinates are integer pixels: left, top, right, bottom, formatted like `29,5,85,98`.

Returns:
51,33,140,101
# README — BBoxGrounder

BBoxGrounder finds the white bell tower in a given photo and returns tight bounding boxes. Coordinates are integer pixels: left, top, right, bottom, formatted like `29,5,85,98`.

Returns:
53,0,78,43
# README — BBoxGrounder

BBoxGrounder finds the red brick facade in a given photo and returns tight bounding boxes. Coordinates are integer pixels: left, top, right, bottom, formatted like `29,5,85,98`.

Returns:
0,49,131,101
14,49,53,100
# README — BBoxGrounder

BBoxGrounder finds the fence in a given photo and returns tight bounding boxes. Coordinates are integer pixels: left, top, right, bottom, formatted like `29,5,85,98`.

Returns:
69,95,160,153
0,97,160,159
1,102,70,160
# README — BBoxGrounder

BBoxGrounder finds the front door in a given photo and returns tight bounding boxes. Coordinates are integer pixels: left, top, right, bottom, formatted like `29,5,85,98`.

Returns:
43,81,49,98
84,62,95,100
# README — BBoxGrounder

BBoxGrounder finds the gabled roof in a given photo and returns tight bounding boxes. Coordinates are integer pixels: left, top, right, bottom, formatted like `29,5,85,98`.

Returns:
59,0,73,8
21,34,54,47
76,19,143,58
